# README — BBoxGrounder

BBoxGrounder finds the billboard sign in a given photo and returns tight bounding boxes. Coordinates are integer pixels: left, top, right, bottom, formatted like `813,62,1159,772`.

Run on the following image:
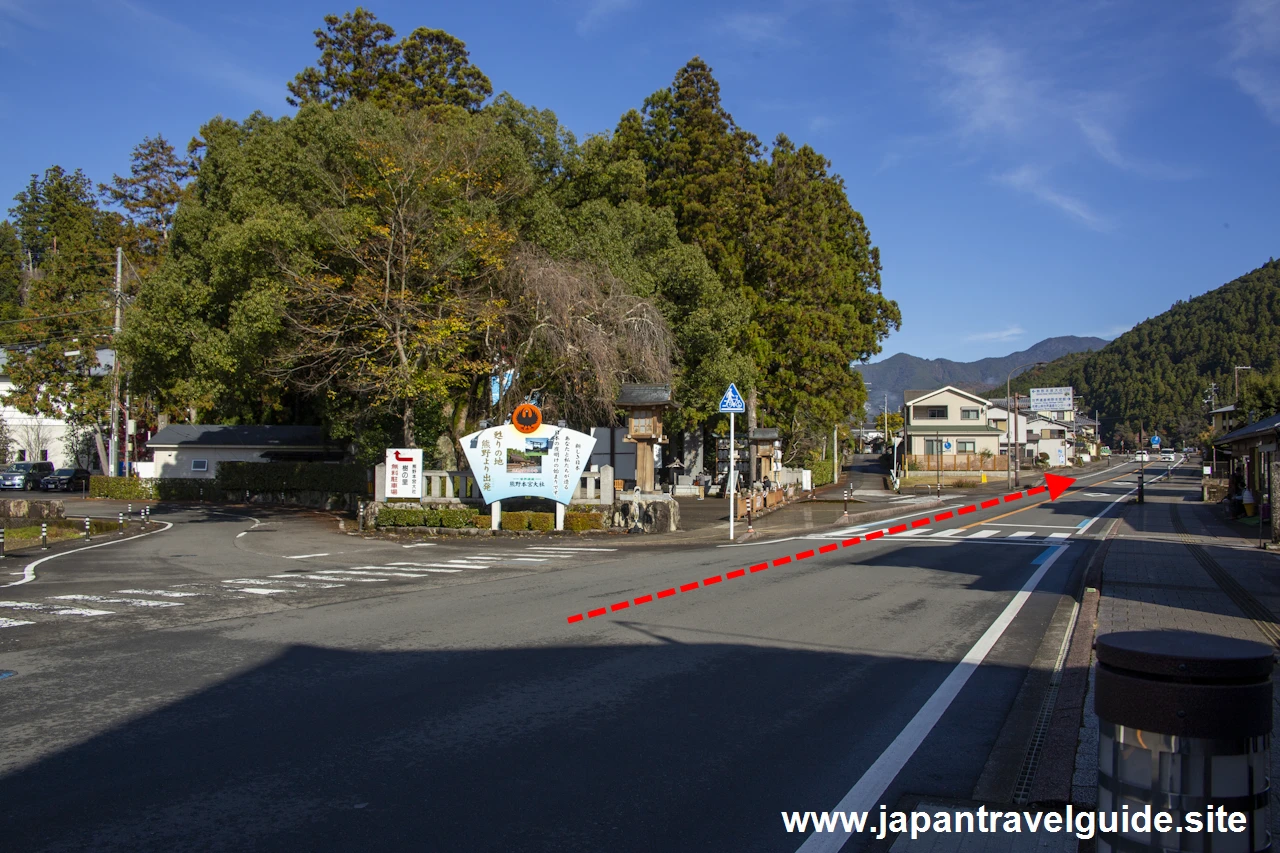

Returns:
385,448,423,499
460,410,596,506
1029,387,1074,412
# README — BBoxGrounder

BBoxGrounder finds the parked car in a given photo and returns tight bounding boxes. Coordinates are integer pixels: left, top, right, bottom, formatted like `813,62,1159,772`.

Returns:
1134,450,1149,462
0,461,55,490
1159,451,1175,462
40,467,91,492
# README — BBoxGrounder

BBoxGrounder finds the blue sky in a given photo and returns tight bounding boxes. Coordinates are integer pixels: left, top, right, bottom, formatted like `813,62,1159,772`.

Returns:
1,0,1277,363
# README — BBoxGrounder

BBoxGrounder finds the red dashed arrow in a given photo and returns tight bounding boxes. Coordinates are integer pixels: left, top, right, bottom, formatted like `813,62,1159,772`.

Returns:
565,473,1077,624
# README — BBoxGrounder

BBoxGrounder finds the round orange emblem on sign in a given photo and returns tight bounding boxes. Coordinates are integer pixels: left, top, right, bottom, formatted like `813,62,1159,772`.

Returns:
512,403,542,434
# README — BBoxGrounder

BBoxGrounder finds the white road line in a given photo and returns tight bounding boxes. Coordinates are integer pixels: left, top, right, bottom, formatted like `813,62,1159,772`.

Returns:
236,532,247,539
454,556,501,562
509,557,549,562
897,529,930,537
331,566,462,574
0,617,34,628
263,577,345,588
293,574,387,583
793,543,1071,853
981,523,1081,529
525,546,617,552
930,529,961,538
223,578,290,585
0,600,114,616
401,543,436,548
1,521,175,588
115,589,206,598
235,588,292,595
967,530,999,539
1048,532,1072,539
51,595,182,608
1007,531,1036,539
284,553,329,559
318,569,444,578
354,562,479,571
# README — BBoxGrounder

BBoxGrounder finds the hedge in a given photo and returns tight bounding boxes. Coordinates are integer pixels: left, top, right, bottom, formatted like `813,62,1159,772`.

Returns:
216,462,365,493
90,476,208,500
564,511,605,532
808,460,835,488
528,512,555,532
500,511,532,531
375,506,479,529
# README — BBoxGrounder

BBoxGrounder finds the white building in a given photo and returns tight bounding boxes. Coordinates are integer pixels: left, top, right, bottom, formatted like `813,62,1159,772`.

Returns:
145,425,337,479
0,350,109,469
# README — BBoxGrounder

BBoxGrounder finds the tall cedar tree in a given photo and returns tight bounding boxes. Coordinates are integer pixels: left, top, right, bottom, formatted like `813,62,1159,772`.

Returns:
100,135,193,258
288,8,492,113
8,166,125,470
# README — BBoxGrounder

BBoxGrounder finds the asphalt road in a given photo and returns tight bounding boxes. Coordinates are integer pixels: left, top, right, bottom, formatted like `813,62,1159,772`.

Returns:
0,460,1173,852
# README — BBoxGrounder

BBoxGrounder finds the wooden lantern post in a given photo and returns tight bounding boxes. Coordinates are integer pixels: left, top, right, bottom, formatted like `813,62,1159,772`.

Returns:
618,384,674,494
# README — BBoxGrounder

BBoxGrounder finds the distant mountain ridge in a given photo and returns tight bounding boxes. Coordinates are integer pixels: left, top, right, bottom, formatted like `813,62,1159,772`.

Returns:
855,336,1110,412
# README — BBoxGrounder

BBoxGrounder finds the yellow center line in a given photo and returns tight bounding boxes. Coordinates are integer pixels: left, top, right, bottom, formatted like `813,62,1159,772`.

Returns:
959,467,1140,530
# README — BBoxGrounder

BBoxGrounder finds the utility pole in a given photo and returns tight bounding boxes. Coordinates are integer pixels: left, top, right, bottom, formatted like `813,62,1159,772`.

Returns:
1235,366,1252,403
109,247,122,477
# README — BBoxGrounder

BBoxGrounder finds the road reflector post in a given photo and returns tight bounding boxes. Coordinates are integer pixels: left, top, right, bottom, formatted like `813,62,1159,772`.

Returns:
84,516,91,541
40,523,47,550
127,503,132,519
0,527,6,558
118,512,124,534
1095,630,1272,853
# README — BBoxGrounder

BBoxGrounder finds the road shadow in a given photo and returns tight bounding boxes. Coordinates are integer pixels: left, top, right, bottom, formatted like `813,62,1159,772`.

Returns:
0,638,1041,853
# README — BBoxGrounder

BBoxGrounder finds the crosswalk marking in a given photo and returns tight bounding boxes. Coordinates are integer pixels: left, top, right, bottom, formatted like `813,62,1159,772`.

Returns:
0,617,34,628
236,588,292,595
1048,532,1072,539
292,574,387,583
284,553,329,559
224,578,298,586
0,600,114,616
357,562,479,571
1007,531,1036,538
967,530,1000,539
256,578,345,588
932,529,961,538
526,546,617,552
897,529,930,537
335,566,462,574
52,595,183,608
401,543,436,549
318,569,440,578
115,589,206,598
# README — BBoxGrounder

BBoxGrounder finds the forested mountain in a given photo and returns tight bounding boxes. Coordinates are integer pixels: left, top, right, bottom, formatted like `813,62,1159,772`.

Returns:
855,336,1108,411
1006,259,1280,447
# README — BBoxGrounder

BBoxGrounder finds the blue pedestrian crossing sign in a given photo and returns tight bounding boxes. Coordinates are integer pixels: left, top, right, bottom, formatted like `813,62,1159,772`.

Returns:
1150,435,1161,447
719,383,746,413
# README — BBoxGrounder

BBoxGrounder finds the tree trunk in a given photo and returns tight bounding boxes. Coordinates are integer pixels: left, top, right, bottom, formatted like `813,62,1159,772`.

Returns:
747,386,758,485
93,427,110,475
403,400,416,448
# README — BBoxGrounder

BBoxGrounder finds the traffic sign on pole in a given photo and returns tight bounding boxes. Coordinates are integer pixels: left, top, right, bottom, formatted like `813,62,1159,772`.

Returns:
719,383,746,413
1150,435,1161,448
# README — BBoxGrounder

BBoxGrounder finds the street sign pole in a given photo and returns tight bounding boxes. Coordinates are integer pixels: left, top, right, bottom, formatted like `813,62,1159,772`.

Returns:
729,411,736,541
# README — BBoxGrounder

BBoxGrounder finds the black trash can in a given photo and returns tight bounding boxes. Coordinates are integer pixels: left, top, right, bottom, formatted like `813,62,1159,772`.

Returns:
1096,630,1273,853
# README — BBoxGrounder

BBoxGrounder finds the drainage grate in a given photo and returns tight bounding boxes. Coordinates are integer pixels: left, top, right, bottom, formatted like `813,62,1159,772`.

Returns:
1011,599,1079,804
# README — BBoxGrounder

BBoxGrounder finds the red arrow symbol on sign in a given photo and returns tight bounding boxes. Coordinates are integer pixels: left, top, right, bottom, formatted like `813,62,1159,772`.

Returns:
393,451,414,462
564,471,1080,624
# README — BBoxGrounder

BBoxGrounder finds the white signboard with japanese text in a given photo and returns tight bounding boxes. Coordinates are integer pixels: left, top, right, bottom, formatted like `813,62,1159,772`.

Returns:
460,422,596,506
1029,387,1074,412
385,448,423,499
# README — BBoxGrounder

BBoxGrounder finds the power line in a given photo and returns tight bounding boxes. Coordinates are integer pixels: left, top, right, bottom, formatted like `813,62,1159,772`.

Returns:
0,307,112,327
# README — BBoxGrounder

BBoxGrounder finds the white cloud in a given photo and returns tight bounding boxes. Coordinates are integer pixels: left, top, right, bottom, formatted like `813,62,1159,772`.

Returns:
722,12,787,44
577,0,635,36
996,165,1110,232
967,325,1026,342
114,1,282,105
1226,0,1280,123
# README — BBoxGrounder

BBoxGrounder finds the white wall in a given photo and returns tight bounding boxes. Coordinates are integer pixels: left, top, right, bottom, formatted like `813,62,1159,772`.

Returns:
152,447,271,479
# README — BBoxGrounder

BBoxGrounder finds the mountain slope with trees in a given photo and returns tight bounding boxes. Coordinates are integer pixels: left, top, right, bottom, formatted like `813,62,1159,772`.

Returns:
855,336,1108,411
1005,259,1280,447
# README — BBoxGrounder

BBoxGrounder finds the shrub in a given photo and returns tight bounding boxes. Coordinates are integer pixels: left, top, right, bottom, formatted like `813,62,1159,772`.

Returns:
376,507,426,527
564,511,605,532
808,460,835,487
438,507,478,528
154,478,207,501
500,511,531,531
90,476,150,499
528,512,555,532
952,478,980,488
473,515,490,528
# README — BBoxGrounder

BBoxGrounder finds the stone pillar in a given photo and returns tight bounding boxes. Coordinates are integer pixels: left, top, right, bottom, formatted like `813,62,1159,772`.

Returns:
491,500,501,531
1271,455,1279,545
